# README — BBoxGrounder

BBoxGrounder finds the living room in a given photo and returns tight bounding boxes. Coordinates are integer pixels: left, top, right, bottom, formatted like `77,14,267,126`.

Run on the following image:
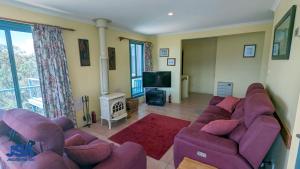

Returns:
0,0,300,169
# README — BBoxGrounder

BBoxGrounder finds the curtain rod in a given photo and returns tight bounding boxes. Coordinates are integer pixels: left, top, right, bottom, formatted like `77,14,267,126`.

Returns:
119,36,152,44
0,17,75,31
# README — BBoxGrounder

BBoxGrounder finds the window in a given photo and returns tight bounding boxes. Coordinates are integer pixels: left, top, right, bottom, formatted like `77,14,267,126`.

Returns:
130,41,144,97
0,21,43,114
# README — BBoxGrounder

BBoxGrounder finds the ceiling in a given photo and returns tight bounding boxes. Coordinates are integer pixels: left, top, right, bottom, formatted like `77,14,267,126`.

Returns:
2,0,278,35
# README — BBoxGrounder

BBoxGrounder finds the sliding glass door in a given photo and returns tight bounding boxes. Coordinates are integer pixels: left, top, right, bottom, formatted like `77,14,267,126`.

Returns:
0,29,18,108
0,21,43,114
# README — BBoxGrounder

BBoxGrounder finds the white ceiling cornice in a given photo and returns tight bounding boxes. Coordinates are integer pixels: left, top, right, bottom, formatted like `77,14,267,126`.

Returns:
271,0,281,12
156,20,273,37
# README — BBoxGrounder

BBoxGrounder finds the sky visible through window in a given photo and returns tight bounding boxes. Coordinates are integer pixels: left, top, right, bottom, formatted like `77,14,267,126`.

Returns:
0,31,34,55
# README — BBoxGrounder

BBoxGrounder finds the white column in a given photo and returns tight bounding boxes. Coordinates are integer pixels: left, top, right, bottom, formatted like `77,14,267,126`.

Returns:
95,18,109,95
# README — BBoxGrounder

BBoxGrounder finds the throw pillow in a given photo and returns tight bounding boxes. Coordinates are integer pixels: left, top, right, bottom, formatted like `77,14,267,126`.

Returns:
65,142,113,166
216,96,240,113
201,119,240,136
65,134,86,147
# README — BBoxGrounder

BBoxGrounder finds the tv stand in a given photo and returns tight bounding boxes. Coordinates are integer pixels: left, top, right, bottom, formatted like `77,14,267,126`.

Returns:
146,89,166,106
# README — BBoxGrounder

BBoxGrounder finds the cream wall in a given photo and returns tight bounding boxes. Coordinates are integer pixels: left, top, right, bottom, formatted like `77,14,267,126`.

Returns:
0,4,151,127
214,32,266,97
107,29,151,97
154,23,273,103
182,38,217,94
264,0,300,168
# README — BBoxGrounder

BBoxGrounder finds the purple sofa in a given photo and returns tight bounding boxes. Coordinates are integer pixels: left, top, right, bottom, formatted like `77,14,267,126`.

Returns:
174,83,281,169
0,109,146,169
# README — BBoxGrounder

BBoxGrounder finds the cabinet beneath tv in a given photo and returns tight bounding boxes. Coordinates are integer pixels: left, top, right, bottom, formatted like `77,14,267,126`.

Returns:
145,89,166,106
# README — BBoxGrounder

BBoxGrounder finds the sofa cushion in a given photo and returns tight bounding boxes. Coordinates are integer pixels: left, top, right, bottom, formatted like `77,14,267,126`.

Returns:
229,122,247,143
245,83,264,96
63,153,80,169
64,129,97,144
176,126,238,155
209,96,225,105
196,106,231,124
64,134,86,147
246,88,266,97
23,151,68,169
3,109,64,155
65,142,113,166
201,119,240,136
52,117,74,131
216,96,240,113
231,99,245,120
239,116,280,169
244,93,275,127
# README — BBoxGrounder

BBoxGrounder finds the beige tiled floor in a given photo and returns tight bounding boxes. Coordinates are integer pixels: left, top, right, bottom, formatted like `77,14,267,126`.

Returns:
81,93,212,169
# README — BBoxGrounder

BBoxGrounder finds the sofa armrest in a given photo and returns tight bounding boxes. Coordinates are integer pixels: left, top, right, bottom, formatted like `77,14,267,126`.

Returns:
94,142,146,169
176,127,237,154
23,151,67,169
52,117,74,131
209,96,225,105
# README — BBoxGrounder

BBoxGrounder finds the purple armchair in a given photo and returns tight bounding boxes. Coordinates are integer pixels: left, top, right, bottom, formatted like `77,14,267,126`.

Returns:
0,109,146,169
173,83,280,169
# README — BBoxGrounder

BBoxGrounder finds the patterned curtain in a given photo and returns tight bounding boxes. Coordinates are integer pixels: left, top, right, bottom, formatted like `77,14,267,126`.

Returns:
144,42,153,71
32,24,77,126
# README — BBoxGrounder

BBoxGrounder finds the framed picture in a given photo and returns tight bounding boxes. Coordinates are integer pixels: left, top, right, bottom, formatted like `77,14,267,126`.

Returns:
272,5,296,60
167,58,176,66
78,39,90,66
160,48,169,57
108,47,116,70
243,44,256,58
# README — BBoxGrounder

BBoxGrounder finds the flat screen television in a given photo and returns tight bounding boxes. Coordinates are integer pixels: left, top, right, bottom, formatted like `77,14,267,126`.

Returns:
143,71,171,88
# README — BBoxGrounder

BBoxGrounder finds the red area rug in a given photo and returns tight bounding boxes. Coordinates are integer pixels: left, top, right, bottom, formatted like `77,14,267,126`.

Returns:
109,113,190,160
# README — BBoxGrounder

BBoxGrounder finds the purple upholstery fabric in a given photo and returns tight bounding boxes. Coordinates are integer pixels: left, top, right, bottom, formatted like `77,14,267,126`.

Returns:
0,135,26,169
3,109,65,155
177,124,238,154
0,110,8,136
196,105,231,124
244,93,275,127
246,88,267,97
245,83,264,96
216,96,240,113
65,142,113,165
63,153,81,169
52,117,75,131
64,134,86,147
64,128,97,144
0,109,5,121
209,96,225,105
228,122,247,143
94,142,146,169
231,99,245,120
0,109,147,169
174,134,251,169
23,151,68,169
239,115,280,169
201,119,240,136
0,121,9,136
174,83,280,169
